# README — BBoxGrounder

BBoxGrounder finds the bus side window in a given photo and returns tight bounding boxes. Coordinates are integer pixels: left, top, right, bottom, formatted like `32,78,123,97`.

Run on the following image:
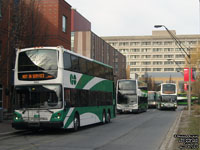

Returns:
79,58,87,74
63,52,71,70
71,55,79,72
87,61,94,76
64,88,71,107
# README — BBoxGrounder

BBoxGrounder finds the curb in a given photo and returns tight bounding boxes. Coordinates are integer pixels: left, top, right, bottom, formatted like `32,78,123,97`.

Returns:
159,110,183,150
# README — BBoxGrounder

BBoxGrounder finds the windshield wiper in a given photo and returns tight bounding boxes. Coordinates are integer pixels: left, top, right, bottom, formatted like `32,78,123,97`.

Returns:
22,108,27,114
46,109,54,114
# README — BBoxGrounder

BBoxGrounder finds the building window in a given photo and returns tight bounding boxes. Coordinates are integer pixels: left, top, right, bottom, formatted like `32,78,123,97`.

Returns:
153,55,162,58
71,32,74,51
153,41,162,45
0,85,2,108
130,42,140,46
153,68,162,71
164,55,174,58
0,40,2,59
141,48,151,52
176,61,185,65
175,54,185,58
164,48,174,52
119,42,129,46
141,61,151,65
130,55,140,59
141,55,151,58
130,68,140,72
62,15,67,32
153,61,163,65
0,0,2,18
164,61,174,65
153,48,162,52
164,68,174,71
142,68,151,71
164,41,174,45
130,49,140,52
141,41,151,46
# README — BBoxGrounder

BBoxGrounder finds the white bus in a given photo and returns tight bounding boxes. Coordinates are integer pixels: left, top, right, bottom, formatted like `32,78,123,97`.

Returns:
12,46,116,131
157,83,177,110
116,79,148,113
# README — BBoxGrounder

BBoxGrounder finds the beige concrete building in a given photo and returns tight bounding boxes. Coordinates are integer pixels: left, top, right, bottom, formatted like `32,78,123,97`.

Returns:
102,30,200,92
71,31,127,82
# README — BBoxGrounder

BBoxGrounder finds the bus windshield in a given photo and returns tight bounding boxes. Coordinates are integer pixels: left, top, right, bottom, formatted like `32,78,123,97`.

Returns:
148,92,155,101
14,85,62,109
18,49,58,71
118,80,136,91
162,84,176,94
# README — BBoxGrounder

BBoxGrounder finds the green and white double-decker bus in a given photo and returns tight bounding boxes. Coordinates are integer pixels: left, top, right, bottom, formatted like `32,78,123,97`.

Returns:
12,46,115,131
116,79,148,113
157,83,177,111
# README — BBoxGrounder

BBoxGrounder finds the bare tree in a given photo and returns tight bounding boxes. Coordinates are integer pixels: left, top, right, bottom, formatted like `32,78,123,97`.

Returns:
0,0,48,111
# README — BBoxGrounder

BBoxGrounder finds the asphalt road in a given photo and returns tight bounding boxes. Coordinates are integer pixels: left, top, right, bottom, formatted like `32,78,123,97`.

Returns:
0,107,183,150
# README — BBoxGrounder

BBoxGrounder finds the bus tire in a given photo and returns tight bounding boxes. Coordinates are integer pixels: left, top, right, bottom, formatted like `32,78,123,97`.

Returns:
106,112,111,123
73,114,80,131
102,111,106,124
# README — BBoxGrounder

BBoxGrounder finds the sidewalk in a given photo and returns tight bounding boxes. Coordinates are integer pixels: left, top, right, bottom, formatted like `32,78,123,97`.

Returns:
0,120,17,135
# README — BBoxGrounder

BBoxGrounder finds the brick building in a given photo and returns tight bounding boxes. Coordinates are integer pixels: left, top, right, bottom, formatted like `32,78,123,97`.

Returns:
71,9,126,82
0,0,71,112
71,9,91,32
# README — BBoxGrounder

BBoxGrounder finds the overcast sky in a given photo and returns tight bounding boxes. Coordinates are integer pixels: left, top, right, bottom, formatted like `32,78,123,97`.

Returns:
66,0,200,36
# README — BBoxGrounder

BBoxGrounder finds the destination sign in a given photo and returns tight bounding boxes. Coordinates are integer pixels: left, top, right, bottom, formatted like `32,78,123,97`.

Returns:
18,72,55,80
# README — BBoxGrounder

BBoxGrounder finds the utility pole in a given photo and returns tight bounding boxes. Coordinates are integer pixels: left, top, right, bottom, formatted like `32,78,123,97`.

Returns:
154,25,192,115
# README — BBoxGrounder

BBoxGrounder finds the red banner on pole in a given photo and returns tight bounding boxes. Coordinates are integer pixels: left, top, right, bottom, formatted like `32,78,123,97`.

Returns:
184,68,195,82
184,83,188,91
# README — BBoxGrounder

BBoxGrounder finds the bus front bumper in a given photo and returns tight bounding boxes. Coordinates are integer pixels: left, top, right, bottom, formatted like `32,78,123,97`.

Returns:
160,103,177,109
12,121,63,130
117,104,138,113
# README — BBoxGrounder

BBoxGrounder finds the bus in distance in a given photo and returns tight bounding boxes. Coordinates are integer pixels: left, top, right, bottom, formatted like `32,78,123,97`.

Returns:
157,83,177,110
116,79,148,113
12,46,115,131
148,91,158,108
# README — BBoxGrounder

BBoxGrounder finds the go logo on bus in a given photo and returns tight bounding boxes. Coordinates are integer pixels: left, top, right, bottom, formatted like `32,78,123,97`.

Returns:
70,74,77,85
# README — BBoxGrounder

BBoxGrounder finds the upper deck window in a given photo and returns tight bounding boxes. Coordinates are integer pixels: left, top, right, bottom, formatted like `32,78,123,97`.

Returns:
18,49,58,72
162,84,176,94
118,80,136,91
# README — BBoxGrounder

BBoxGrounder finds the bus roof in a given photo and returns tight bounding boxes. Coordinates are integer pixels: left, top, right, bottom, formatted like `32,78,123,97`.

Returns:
17,46,113,69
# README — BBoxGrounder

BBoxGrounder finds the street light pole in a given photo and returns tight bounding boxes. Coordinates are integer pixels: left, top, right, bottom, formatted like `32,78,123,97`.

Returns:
154,25,191,115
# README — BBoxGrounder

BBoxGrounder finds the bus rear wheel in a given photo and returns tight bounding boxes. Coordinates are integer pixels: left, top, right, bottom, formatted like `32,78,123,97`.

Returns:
73,114,80,131
102,111,106,124
106,112,111,123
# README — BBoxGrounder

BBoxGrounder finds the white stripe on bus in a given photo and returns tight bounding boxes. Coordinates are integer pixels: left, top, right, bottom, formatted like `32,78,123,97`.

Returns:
83,78,105,90
63,108,74,126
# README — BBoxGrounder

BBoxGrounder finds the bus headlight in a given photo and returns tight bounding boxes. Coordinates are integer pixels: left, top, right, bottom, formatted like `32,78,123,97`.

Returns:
14,112,22,121
53,112,62,120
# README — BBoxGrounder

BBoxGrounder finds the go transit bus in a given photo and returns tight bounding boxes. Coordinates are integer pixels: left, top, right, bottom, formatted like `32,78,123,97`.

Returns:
12,46,115,131
157,83,177,110
177,93,198,105
147,91,158,108
116,79,148,113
